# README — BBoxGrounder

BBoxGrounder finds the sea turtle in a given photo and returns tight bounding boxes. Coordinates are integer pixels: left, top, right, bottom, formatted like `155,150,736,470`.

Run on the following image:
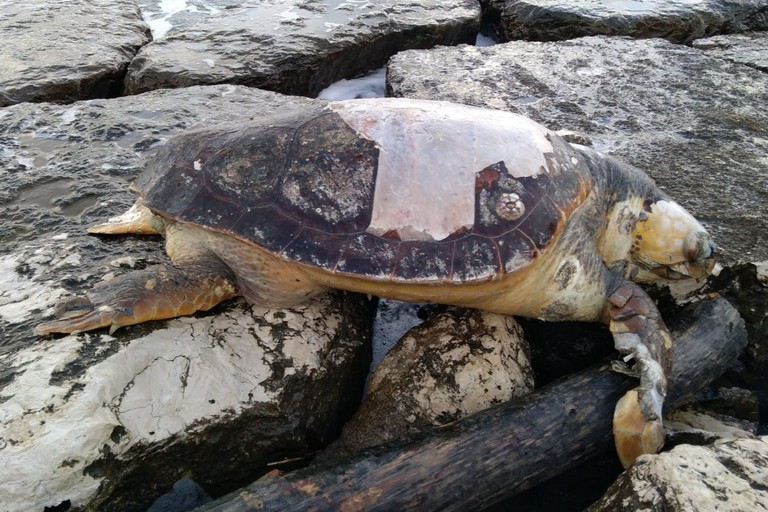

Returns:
36,98,715,467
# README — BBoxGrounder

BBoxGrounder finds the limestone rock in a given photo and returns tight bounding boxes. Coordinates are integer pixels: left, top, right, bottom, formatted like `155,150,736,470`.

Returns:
0,280,372,512
484,0,768,43
320,307,534,460
124,0,480,97
0,0,151,107
693,31,768,72
665,409,758,448
588,436,768,511
387,36,768,263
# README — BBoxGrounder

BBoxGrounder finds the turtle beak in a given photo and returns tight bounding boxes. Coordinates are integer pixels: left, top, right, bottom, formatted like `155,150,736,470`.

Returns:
650,231,717,280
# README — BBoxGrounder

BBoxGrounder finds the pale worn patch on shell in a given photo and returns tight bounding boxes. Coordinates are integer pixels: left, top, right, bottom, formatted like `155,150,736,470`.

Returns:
330,98,554,241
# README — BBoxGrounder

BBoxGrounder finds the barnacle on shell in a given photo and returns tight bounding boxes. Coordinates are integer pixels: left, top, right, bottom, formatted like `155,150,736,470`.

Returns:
495,193,525,221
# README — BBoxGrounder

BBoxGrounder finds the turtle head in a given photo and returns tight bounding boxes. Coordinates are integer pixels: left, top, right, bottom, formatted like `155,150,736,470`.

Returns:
629,198,716,282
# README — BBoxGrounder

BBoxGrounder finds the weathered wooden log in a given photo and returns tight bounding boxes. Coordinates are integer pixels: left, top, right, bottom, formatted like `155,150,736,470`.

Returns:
199,297,746,512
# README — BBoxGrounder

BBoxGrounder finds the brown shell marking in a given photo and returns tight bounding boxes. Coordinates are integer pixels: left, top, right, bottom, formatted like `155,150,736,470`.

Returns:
141,100,593,284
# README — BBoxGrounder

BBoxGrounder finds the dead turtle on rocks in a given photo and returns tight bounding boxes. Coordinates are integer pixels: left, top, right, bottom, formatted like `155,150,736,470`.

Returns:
37,98,716,467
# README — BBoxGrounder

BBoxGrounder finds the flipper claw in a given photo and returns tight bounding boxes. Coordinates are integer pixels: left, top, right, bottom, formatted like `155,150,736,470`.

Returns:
607,279,671,467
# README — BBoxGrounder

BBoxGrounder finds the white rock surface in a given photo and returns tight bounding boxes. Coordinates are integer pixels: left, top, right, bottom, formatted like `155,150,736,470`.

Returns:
0,235,372,510
125,0,480,96
321,307,534,458
589,436,768,511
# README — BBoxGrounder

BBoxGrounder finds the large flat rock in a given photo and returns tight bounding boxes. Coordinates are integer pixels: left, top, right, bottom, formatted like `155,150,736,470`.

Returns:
137,0,244,39
485,0,768,43
0,0,151,107
387,36,768,263
124,0,480,97
693,30,768,72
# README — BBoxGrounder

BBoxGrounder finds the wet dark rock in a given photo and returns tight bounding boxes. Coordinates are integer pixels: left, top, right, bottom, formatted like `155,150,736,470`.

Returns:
692,386,762,426
125,0,480,97
520,319,614,386
136,0,245,39
484,0,768,43
387,36,768,263
665,406,760,449
693,31,768,72
0,0,151,107
319,307,533,461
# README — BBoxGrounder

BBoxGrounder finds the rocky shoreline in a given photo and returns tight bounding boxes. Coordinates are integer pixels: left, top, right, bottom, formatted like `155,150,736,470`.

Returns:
1,1,767,511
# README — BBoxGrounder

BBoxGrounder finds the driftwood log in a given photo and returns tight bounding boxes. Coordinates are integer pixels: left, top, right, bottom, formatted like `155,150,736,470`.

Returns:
200,297,746,512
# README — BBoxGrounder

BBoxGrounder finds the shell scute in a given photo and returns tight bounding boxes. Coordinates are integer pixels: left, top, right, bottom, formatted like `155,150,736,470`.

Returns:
394,241,454,282
282,228,348,269
179,187,243,234
140,124,296,219
517,196,566,250
231,208,302,254
474,172,546,239
277,112,378,234
336,234,399,279
142,159,202,219
451,235,502,282
498,233,538,274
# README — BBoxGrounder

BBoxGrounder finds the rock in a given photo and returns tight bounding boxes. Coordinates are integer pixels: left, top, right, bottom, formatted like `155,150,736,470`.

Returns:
0,87,377,511
136,0,243,40
693,31,768,72
124,0,480,97
0,284,373,512
691,386,762,426
588,436,768,511
520,319,614,386
319,307,533,460
0,0,151,107
197,297,748,512
705,263,768,428
665,409,758,447
484,0,768,43
387,36,768,263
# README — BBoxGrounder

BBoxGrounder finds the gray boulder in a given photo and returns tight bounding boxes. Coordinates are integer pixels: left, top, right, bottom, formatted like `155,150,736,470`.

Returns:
0,0,151,107
320,307,534,460
693,30,768,71
125,0,480,97
484,0,768,43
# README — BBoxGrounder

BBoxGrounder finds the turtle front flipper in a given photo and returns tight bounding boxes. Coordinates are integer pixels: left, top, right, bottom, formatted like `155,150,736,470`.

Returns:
35,263,238,335
606,278,672,468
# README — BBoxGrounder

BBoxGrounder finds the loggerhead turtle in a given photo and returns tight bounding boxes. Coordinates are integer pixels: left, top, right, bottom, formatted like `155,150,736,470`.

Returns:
37,98,715,467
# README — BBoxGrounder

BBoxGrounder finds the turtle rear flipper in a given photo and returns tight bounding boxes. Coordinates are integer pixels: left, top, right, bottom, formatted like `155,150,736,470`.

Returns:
35,262,238,335
88,203,165,235
606,278,671,468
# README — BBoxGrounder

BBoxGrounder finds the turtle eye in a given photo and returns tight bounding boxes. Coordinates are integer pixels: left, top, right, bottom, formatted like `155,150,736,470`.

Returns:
683,231,716,262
